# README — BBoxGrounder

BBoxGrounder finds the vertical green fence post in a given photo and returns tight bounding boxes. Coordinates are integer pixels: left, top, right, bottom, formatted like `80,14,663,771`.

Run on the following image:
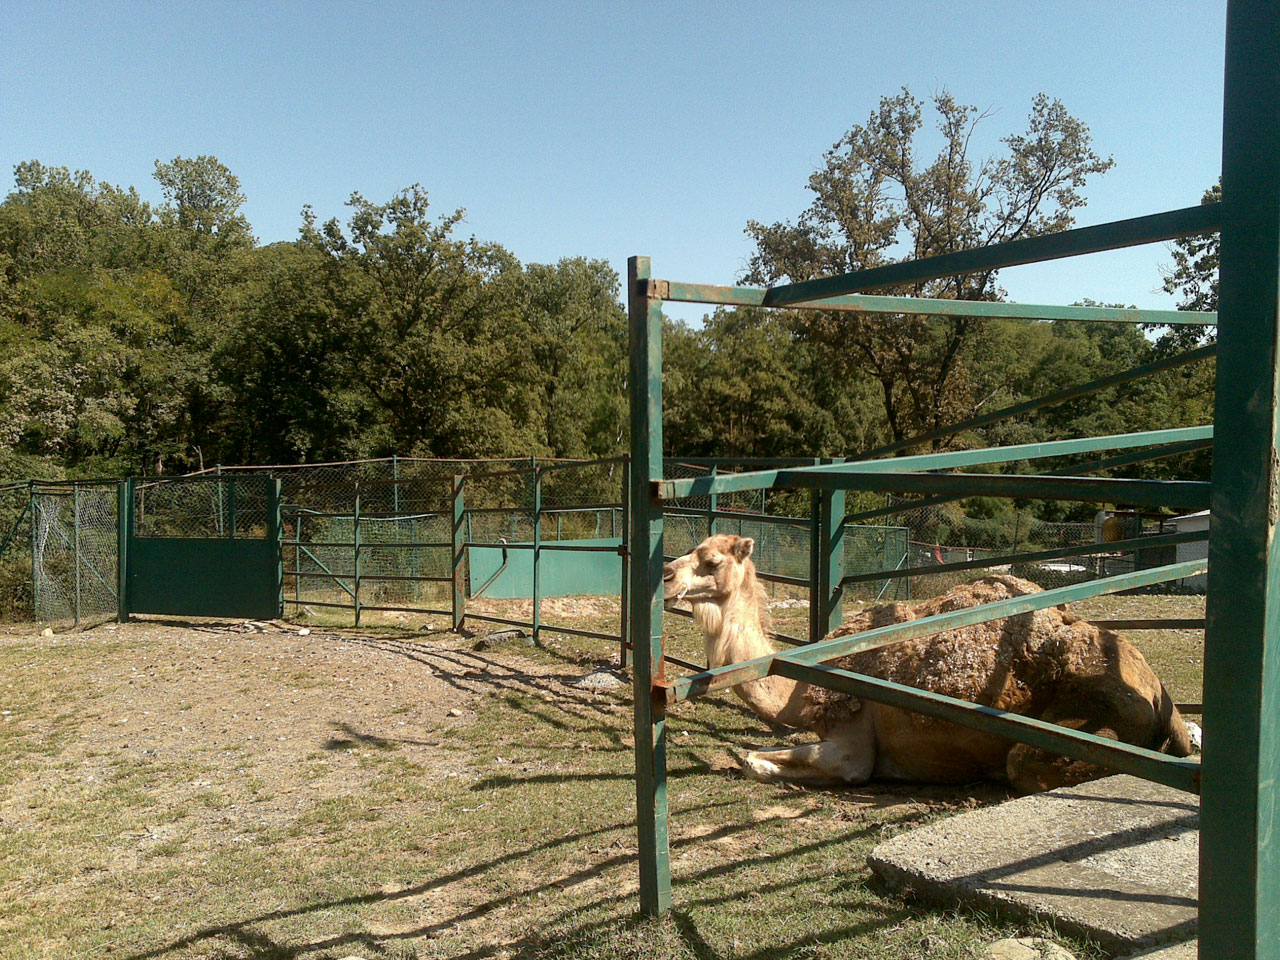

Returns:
72,484,81,626
821,459,846,637
628,256,671,916
294,509,301,608
620,463,630,668
532,467,543,643
117,480,131,623
452,475,466,633
808,461,846,642
1201,3,1280,956
271,479,283,617
708,465,718,539
353,481,362,627
28,483,37,621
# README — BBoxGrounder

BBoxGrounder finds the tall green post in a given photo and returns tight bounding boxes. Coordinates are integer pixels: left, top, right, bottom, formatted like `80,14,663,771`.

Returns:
452,475,466,633
353,482,362,627
532,467,542,643
708,465,718,539
1201,3,1280,956
72,485,81,626
270,479,283,617
808,459,846,643
117,480,131,623
619,465,631,669
628,256,671,916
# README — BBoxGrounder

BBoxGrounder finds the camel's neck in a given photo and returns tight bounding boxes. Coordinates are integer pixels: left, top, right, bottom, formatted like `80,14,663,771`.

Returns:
691,590,810,728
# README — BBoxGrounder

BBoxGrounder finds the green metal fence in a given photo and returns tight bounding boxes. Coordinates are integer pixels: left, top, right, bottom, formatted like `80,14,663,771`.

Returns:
625,7,1275,952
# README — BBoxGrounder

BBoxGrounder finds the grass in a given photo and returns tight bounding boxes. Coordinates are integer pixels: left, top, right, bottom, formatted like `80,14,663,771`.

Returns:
0,592,1205,959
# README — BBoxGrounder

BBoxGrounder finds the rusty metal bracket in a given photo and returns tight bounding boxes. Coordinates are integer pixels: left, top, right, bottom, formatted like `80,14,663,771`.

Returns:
638,278,670,300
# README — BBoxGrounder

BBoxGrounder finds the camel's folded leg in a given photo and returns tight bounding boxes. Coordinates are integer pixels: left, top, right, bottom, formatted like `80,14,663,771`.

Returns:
739,736,874,785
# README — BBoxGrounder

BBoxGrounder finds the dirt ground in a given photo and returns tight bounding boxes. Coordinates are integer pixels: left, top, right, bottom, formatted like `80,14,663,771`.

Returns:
0,594,1203,960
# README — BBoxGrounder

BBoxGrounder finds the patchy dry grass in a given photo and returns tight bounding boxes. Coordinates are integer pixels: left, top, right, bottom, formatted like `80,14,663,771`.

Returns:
0,592,1202,959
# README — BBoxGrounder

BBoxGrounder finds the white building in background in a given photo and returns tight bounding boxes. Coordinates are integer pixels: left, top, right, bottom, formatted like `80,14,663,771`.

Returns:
1170,510,1210,592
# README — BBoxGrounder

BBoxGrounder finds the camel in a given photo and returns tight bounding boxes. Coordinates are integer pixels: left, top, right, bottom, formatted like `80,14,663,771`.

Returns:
662,533,1192,793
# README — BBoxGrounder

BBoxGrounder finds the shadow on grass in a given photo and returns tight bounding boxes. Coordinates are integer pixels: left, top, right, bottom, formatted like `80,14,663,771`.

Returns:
119,803,897,960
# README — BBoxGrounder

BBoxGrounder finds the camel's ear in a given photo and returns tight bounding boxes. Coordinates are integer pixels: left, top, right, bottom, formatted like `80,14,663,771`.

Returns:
732,537,755,561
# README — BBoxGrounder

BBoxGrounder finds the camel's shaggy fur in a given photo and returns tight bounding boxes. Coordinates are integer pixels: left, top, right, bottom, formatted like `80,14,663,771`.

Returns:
663,534,1192,793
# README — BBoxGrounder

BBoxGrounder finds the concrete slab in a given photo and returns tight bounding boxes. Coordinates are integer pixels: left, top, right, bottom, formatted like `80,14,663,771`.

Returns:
868,775,1199,957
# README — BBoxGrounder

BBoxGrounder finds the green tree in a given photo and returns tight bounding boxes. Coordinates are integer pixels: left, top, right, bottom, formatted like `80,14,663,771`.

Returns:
1157,179,1219,354
521,258,628,458
300,186,543,458
744,89,1113,447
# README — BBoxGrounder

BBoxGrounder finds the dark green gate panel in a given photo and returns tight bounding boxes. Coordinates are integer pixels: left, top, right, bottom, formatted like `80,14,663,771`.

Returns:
121,476,282,621
128,537,281,619
468,538,621,599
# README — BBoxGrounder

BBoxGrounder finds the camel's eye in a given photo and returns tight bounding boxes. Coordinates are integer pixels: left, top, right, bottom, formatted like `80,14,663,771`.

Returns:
705,556,723,568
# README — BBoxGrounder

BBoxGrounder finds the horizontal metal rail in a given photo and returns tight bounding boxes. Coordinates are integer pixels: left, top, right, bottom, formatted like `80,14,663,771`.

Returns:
292,545,356,599
535,455,627,472
281,598,352,610
772,659,1199,794
539,543,624,553
465,612,534,630
285,476,454,490
288,509,447,520
660,559,1207,704
356,573,452,584
757,203,1223,305
1095,618,1206,630
294,539,451,550
841,436,1213,525
463,503,621,514
656,426,1212,500
538,621,621,643
771,472,1210,510
839,530,1207,587
357,603,452,617
650,279,1217,327
861,344,1217,459
663,506,811,528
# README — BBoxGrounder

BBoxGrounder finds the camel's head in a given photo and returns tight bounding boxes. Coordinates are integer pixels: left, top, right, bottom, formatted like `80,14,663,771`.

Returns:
663,534,756,606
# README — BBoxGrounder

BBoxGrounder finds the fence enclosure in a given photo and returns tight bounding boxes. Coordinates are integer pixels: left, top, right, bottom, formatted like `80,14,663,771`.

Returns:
624,7,1278,953
2,457,1203,632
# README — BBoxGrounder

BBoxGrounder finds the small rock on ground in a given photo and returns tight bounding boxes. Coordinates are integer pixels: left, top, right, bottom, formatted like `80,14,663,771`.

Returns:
985,938,1076,960
573,669,625,690
473,629,532,650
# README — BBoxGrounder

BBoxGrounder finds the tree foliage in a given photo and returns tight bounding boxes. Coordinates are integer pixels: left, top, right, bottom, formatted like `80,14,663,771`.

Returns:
0,125,1209,524
744,89,1114,446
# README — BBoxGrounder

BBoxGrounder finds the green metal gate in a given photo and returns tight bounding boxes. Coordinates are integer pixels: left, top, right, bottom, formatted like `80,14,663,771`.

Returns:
120,476,282,620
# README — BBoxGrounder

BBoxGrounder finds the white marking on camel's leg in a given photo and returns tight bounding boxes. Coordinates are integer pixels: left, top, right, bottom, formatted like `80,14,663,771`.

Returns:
740,736,874,785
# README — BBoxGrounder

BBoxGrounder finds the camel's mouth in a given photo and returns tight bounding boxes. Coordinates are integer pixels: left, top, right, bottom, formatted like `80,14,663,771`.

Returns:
663,556,717,604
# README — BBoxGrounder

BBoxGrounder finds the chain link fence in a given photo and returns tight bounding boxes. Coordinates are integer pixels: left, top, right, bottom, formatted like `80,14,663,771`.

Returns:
0,483,33,621
29,482,119,625
0,456,1203,625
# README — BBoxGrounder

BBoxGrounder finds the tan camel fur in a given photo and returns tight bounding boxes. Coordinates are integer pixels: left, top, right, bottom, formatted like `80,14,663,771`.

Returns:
663,533,1192,793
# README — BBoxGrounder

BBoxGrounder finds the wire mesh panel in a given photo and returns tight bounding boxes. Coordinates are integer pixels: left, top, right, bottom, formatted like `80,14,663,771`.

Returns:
843,523,910,601
882,495,1105,597
31,483,118,624
0,484,33,621
133,476,271,539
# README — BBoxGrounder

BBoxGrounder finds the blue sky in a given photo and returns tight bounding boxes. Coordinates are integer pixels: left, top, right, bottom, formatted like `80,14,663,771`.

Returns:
4,1,1226,323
